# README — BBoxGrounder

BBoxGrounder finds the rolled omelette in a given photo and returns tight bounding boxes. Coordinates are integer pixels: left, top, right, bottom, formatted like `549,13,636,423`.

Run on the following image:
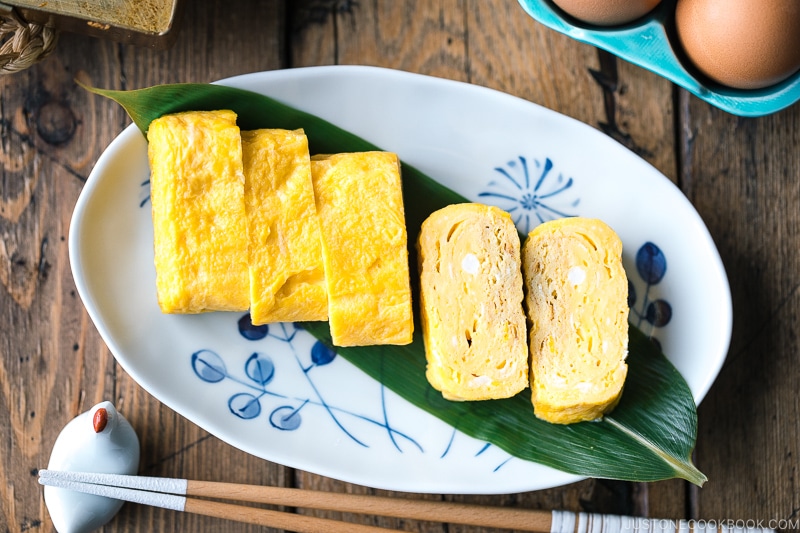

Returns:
522,217,629,424
148,110,250,314
241,128,328,324
310,152,413,347
417,203,528,401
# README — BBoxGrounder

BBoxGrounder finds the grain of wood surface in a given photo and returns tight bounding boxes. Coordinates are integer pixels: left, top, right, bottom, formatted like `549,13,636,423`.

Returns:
0,0,797,532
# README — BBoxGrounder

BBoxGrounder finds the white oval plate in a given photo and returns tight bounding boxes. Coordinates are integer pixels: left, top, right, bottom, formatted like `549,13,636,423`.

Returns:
69,66,731,494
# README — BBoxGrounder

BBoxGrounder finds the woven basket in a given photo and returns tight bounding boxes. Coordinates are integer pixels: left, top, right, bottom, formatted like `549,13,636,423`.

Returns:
0,7,57,74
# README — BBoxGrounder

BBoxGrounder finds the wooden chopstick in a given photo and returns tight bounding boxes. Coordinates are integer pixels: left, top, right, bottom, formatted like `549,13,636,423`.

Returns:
187,479,552,532
38,469,551,532
38,470,776,533
39,473,397,533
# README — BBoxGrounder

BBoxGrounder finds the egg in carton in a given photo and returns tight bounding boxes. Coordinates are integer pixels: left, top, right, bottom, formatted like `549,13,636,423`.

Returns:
517,0,800,117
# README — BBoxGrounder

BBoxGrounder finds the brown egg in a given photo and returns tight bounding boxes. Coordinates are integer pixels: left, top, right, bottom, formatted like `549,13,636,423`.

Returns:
551,0,662,26
675,0,800,90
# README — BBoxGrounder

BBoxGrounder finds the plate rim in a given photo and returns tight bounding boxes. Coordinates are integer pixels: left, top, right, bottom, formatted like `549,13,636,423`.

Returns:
69,65,732,493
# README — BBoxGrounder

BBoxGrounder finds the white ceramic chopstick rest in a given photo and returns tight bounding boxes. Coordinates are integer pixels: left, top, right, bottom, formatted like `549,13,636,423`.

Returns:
43,401,140,533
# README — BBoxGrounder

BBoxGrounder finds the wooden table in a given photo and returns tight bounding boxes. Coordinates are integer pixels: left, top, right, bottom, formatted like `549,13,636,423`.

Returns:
1,1,798,531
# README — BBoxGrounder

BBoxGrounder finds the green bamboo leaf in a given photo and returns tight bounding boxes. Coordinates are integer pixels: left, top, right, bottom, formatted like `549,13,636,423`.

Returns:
300,324,704,484
85,81,706,485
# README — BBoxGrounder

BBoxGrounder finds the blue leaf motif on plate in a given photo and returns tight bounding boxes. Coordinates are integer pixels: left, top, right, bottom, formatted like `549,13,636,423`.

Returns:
636,242,667,285
238,313,270,341
245,353,275,385
478,156,579,235
188,321,424,454
311,341,336,366
629,241,672,346
270,404,304,431
646,300,673,328
229,393,262,419
139,179,151,208
192,349,227,383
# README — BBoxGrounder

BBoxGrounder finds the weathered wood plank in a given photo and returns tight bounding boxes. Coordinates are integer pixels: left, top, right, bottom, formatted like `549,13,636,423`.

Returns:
0,2,288,532
0,28,128,533
291,0,468,81
682,95,800,526
9,0,798,531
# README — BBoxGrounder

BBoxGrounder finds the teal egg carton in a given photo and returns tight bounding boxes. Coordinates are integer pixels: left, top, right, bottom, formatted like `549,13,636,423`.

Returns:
517,0,800,117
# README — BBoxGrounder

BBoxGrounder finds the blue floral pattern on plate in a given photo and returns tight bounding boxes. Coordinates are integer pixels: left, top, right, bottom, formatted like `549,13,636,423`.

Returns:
476,154,671,347
192,321,422,451
190,317,514,471
478,156,579,235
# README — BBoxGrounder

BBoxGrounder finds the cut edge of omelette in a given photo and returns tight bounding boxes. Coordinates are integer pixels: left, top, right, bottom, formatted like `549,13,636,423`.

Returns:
521,217,629,424
417,203,529,401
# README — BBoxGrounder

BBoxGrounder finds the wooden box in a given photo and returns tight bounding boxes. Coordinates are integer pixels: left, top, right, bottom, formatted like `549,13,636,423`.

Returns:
3,0,184,48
